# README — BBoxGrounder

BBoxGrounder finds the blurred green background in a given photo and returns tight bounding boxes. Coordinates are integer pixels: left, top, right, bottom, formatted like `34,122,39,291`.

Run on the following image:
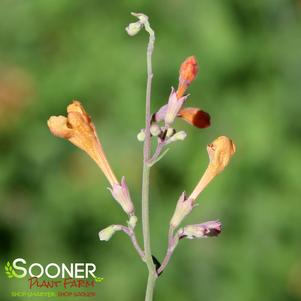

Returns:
0,1,301,300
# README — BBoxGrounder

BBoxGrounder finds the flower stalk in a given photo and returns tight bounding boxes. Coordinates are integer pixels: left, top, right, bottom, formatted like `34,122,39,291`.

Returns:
48,12,236,301
134,12,158,301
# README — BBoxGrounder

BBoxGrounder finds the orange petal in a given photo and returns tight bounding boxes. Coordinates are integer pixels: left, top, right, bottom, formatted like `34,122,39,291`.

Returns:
47,116,73,139
178,107,210,128
176,56,198,98
179,56,198,84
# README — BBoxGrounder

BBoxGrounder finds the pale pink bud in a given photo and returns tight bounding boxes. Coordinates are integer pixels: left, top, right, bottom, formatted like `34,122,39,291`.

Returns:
178,221,222,239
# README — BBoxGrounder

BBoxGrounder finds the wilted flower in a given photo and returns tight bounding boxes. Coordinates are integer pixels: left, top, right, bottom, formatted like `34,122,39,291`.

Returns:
178,107,210,129
178,221,222,239
98,225,122,241
189,136,236,201
176,56,198,98
170,192,194,229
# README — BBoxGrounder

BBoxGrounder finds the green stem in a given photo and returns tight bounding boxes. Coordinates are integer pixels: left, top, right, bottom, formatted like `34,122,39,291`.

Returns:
138,13,157,301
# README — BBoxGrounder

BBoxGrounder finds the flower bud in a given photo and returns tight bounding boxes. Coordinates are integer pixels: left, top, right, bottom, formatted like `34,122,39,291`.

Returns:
178,107,211,129
98,225,122,241
166,131,187,144
128,215,138,229
165,127,176,138
137,129,145,142
178,221,222,239
150,124,161,137
177,56,198,98
170,192,194,229
109,177,135,216
125,22,142,36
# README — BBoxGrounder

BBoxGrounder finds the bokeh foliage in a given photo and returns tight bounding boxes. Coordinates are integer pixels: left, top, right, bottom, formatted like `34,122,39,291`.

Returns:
0,1,301,300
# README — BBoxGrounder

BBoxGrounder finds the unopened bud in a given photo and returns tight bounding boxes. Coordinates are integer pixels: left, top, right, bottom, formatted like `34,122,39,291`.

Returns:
150,124,161,136
177,56,198,98
178,221,222,239
166,131,187,144
166,127,176,138
178,107,211,129
137,129,145,142
125,22,142,36
99,225,122,241
128,215,138,229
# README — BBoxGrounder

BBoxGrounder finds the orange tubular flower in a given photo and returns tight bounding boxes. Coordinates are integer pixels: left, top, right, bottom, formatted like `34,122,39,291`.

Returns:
47,100,118,186
48,101,135,216
176,56,198,99
189,136,236,201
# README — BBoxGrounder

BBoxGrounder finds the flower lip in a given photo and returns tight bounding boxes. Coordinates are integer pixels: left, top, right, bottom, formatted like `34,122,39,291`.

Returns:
207,136,236,174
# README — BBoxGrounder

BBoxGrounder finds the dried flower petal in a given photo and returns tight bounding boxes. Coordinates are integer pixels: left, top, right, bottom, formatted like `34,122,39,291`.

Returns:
177,56,198,98
48,100,118,186
178,107,211,128
178,221,222,239
189,136,236,201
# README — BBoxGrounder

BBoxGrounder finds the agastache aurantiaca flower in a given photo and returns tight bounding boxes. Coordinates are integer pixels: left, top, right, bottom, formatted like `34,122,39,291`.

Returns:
48,12,237,301
189,136,236,201
153,55,210,130
170,136,236,229
47,100,135,216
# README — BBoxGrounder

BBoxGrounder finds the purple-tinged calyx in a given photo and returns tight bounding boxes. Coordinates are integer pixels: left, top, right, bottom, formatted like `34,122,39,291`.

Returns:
178,221,222,239
164,88,188,126
109,176,135,216
170,192,194,229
